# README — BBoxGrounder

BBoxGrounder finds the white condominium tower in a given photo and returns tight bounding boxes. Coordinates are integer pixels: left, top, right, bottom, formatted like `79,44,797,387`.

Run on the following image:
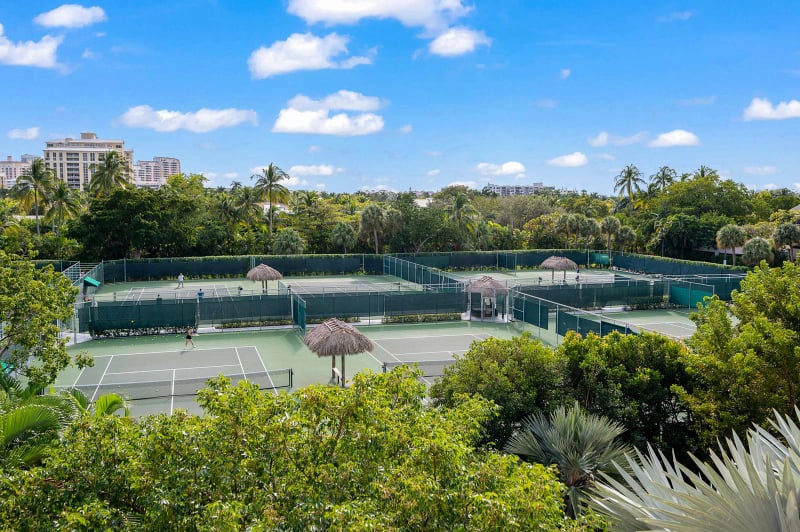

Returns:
133,156,181,189
43,132,133,191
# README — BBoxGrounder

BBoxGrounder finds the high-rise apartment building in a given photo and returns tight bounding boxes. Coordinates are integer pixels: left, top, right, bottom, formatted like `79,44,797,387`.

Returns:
0,155,33,189
133,156,181,188
43,132,133,190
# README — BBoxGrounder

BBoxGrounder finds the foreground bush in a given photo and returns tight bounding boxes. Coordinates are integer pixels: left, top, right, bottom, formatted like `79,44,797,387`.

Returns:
0,369,597,530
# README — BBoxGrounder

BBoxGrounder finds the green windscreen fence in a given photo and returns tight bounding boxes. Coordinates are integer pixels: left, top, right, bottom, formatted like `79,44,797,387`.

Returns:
383,256,463,289
511,292,551,329
611,253,747,276
554,308,632,337
667,280,714,308
89,300,197,334
292,293,306,334
590,253,610,265
517,281,665,309
497,251,517,273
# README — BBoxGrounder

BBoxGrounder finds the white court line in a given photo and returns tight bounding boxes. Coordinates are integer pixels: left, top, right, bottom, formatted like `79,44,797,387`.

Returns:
371,341,402,363
252,346,277,393
371,332,495,342
92,355,115,403
89,346,261,358
234,347,247,379
392,350,461,359
104,364,240,377
70,365,87,387
170,369,176,415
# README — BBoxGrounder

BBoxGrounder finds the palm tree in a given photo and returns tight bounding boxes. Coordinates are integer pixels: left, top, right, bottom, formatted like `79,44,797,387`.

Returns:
0,373,80,469
60,387,130,417
716,224,746,266
272,228,306,255
648,166,677,191
773,222,800,261
556,213,582,248
44,181,83,236
448,192,479,235
505,402,631,517
10,158,54,235
694,165,719,179
600,216,621,253
232,186,263,225
360,203,386,254
89,151,132,197
579,216,600,249
616,226,637,253
251,164,290,233
742,237,773,266
613,165,645,215
590,408,800,532
330,221,357,253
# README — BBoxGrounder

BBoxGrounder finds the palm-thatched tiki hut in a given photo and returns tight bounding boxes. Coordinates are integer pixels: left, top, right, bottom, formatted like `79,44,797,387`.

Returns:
465,276,509,319
247,263,282,293
540,256,578,282
303,318,374,387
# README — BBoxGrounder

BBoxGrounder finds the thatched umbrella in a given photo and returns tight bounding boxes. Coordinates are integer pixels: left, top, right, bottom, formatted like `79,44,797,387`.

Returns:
303,318,374,387
247,263,282,293
540,256,578,281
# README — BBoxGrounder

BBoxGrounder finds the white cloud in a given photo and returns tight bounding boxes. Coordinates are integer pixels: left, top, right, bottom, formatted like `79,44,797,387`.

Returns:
448,180,476,188
743,165,778,176
289,164,342,176
284,176,309,188
743,97,800,120
658,11,693,22
34,4,107,28
476,161,526,177
679,95,716,106
560,68,571,80
587,131,647,147
648,129,701,147
203,172,218,179
547,152,588,167
399,124,413,134
81,48,98,60
287,0,472,31
272,90,385,136
0,24,62,68
223,172,239,179
537,99,558,108
308,145,320,153
429,27,491,56
288,90,382,112
597,153,615,161
119,105,258,133
762,183,778,190
248,33,371,78
588,131,609,147
427,169,441,176
8,126,40,140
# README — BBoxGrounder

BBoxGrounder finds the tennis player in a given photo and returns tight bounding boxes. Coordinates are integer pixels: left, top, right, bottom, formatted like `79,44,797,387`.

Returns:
185,328,196,349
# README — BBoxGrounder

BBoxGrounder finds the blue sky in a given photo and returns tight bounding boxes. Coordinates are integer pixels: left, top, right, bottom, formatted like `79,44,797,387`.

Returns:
1,1,799,194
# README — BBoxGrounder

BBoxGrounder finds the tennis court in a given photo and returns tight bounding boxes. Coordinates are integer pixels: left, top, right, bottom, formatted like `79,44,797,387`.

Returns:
59,321,516,415
447,268,619,288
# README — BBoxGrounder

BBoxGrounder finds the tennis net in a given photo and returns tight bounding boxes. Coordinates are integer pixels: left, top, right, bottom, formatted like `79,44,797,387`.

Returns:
382,359,455,378
53,369,293,401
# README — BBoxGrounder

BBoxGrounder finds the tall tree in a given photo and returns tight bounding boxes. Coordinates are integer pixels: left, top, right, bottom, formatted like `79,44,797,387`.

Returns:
615,225,637,253
613,165,645,215
10,158,54,235
251,163,289,233
359,203,386,254
741,237,773,266
89,151,132,197
272,227,305,255
773,222,800,261
448,192,479,235
599,216,621,254
43,181,83,236
330,221,356,253
648,166,677,191
716,224,746,266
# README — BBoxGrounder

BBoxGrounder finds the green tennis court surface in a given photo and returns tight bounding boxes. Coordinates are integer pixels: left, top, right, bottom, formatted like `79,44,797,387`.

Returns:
60,321,516,415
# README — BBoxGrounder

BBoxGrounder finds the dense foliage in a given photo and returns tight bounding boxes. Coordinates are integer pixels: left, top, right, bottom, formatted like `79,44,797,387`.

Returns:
1,163,798,264
0,370,599,531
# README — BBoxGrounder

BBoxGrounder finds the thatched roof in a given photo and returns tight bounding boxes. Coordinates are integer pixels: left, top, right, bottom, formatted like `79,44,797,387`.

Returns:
540,256,578,270
247,263,283,281
303,318,374,358
466,275,508,295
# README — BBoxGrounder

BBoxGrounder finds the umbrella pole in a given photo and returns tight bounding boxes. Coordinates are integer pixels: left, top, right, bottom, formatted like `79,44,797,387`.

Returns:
340,355,346,387
331,356,337,384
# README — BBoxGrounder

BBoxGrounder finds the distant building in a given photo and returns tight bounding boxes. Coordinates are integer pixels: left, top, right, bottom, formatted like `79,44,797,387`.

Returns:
0,155,32,189
43,132,133,191
133,157,181,189
486,182,554,196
